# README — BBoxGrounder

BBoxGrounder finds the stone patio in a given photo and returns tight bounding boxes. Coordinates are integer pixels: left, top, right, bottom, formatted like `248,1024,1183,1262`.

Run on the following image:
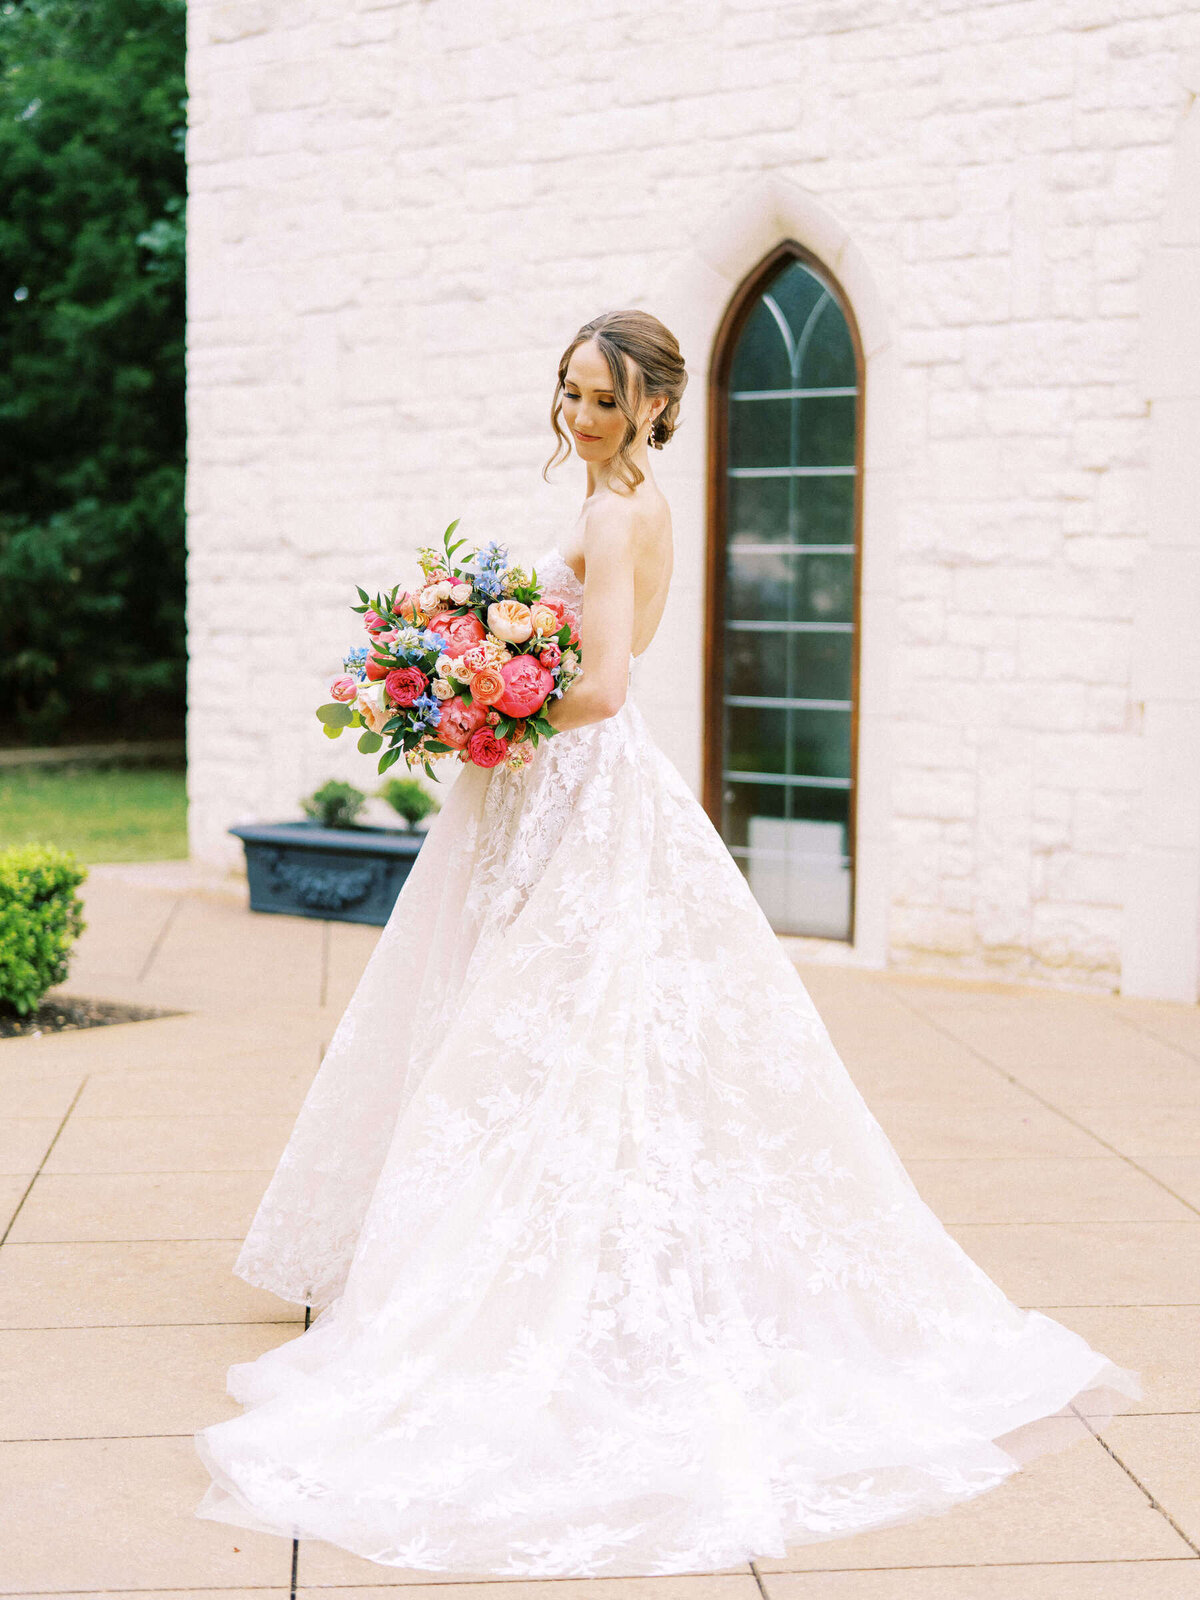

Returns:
2,863,1198,1598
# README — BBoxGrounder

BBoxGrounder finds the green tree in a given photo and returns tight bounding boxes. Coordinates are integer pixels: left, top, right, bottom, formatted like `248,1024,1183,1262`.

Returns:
0,0,185,743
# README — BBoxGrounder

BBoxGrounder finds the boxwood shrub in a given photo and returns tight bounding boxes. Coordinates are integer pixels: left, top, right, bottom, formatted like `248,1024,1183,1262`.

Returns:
0,844,88,1016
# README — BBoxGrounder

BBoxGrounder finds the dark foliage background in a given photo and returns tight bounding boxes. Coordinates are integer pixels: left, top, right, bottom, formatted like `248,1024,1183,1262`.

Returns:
0,0,186,744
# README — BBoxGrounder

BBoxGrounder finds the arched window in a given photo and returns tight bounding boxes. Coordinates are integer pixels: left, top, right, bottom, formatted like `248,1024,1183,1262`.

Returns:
704,243,863,940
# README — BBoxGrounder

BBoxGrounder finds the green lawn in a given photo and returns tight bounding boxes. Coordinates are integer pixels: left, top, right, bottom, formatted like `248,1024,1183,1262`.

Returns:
0,765,188,863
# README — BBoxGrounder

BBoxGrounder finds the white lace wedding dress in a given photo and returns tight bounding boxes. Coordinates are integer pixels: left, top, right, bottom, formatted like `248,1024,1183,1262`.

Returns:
195,545,1142,1577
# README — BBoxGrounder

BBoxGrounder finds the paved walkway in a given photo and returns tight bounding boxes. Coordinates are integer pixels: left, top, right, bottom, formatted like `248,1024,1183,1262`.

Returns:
2,864,1198,1598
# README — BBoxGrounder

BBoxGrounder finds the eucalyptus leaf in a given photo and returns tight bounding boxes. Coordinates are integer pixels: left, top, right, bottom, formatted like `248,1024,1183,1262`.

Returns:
358,730,383,753
322,722,343,740
316,702,354,727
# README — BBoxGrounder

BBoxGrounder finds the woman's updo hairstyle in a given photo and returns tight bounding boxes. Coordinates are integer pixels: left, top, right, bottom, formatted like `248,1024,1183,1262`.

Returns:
545,309,688,492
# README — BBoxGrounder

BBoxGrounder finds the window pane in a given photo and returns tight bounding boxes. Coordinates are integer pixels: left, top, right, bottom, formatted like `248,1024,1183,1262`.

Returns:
729,299,792,392
725,630,853,703
800,296,857,389
727,474,856,548
726,549,855,625
729,397,791,469
725,704,788,775
789,707,851,781
792,396,856,468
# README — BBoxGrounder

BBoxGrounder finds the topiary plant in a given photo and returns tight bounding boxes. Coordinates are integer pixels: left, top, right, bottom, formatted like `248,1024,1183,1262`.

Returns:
376,777,439,830
302,780,367,830
0,844,88,1016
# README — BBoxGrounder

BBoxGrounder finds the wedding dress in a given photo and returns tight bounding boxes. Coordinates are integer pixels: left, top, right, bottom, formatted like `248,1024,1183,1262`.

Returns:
194,545,1142,1578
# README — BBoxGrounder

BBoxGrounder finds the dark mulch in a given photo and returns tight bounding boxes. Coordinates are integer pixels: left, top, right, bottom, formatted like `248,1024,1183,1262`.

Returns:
0,996,181,1040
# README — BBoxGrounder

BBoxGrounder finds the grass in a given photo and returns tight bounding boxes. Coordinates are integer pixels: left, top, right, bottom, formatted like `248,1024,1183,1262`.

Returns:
0,764,188,864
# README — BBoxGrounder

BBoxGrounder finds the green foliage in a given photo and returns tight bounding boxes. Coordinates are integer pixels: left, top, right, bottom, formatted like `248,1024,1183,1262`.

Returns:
0,842,87,1014
302,780,367,831
376,776,439,829
0,0,187,742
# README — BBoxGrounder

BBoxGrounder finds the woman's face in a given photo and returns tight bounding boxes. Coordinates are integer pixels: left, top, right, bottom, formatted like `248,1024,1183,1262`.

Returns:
560,339,633,464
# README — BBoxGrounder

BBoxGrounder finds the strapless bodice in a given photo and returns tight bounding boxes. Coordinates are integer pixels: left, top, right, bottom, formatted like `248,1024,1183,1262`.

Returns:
535,545,639,678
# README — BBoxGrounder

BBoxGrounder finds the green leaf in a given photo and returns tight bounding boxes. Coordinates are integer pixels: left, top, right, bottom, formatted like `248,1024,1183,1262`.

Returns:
528,727,540,747
423,760,437,781
316,702,355,727
557,624,570,647
322,722,344,740
378,746,401,774
425,740,453,753
355,585,369,603
358,730,383,753
444,518,461,541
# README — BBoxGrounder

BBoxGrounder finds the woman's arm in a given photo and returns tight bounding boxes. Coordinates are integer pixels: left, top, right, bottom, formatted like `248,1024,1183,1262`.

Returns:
543,503,636,733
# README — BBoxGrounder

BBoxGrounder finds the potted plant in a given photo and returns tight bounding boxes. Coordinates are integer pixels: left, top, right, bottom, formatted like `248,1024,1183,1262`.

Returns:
230,778,438,926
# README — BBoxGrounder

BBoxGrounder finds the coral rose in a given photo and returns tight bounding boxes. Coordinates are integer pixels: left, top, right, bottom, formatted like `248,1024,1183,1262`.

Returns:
364,651,390,681
384,666,428,707
467,727,509,768
493,654,554,718
329,675,358,702
427,610,486,659
435,694,488,749
469,664,507,707
486,599,534,644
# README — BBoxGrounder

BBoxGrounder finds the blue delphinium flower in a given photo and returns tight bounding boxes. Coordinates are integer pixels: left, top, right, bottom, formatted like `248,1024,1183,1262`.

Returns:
343,645,369,678
467,540,510,604
411,692,443,729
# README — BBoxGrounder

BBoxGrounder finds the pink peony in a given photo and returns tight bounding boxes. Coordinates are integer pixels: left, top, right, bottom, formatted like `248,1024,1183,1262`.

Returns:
427,610,487,659
493,654,554,719
467,727,510,768
540,598,581,647
435,694,489,749
385,666,428,707
329,675,358,702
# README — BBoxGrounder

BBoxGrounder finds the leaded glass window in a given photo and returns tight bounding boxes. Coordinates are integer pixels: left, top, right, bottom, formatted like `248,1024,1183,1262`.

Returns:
714,253,860,939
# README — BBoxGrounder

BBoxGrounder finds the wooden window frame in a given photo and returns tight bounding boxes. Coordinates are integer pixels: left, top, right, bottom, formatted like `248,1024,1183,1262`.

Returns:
702,239,867,942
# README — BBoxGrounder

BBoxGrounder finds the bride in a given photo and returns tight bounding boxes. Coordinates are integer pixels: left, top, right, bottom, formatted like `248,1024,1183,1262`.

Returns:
195,310,1142,1578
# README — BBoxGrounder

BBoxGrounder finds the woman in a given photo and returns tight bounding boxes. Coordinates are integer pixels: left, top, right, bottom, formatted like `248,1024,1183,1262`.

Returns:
195,310,1141,1578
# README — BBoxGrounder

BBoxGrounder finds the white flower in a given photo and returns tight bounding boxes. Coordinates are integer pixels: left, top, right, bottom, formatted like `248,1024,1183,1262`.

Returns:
435,653,455,677
419,585,442,614
561,649,579,671
450,582,472,604
434,580,453,599
431,678,455,700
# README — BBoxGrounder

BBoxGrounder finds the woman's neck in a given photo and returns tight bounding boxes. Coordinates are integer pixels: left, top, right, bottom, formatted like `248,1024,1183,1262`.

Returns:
585,441,654,498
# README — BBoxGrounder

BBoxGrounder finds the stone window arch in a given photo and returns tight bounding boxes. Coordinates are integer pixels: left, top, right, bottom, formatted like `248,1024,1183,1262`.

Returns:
703,241,865,940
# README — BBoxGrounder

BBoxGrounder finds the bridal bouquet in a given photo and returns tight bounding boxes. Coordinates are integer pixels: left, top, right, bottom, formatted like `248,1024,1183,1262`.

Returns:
316,521,582,780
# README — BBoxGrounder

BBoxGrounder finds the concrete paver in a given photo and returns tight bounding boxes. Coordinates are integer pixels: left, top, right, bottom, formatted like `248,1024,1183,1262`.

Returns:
1,865,1196,1596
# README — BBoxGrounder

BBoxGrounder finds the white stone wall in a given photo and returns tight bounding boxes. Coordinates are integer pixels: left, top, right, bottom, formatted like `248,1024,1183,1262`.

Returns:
186,0,1200,996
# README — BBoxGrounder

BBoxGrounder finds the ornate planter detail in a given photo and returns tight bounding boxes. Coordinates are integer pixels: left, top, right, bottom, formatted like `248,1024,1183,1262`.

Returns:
230,821,424,926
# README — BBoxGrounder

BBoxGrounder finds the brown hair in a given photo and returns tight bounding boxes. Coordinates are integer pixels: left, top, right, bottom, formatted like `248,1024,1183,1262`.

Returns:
544,310,688,492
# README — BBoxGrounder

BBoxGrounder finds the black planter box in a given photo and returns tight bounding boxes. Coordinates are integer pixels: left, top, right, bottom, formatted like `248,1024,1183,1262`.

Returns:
230,820,425,925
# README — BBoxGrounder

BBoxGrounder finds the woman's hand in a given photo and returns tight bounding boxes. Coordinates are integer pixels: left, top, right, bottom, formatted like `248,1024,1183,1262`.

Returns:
543,503,636,732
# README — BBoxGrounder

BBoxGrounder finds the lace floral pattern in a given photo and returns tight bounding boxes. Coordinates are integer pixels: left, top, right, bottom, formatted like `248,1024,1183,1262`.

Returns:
195,547,1142,1577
